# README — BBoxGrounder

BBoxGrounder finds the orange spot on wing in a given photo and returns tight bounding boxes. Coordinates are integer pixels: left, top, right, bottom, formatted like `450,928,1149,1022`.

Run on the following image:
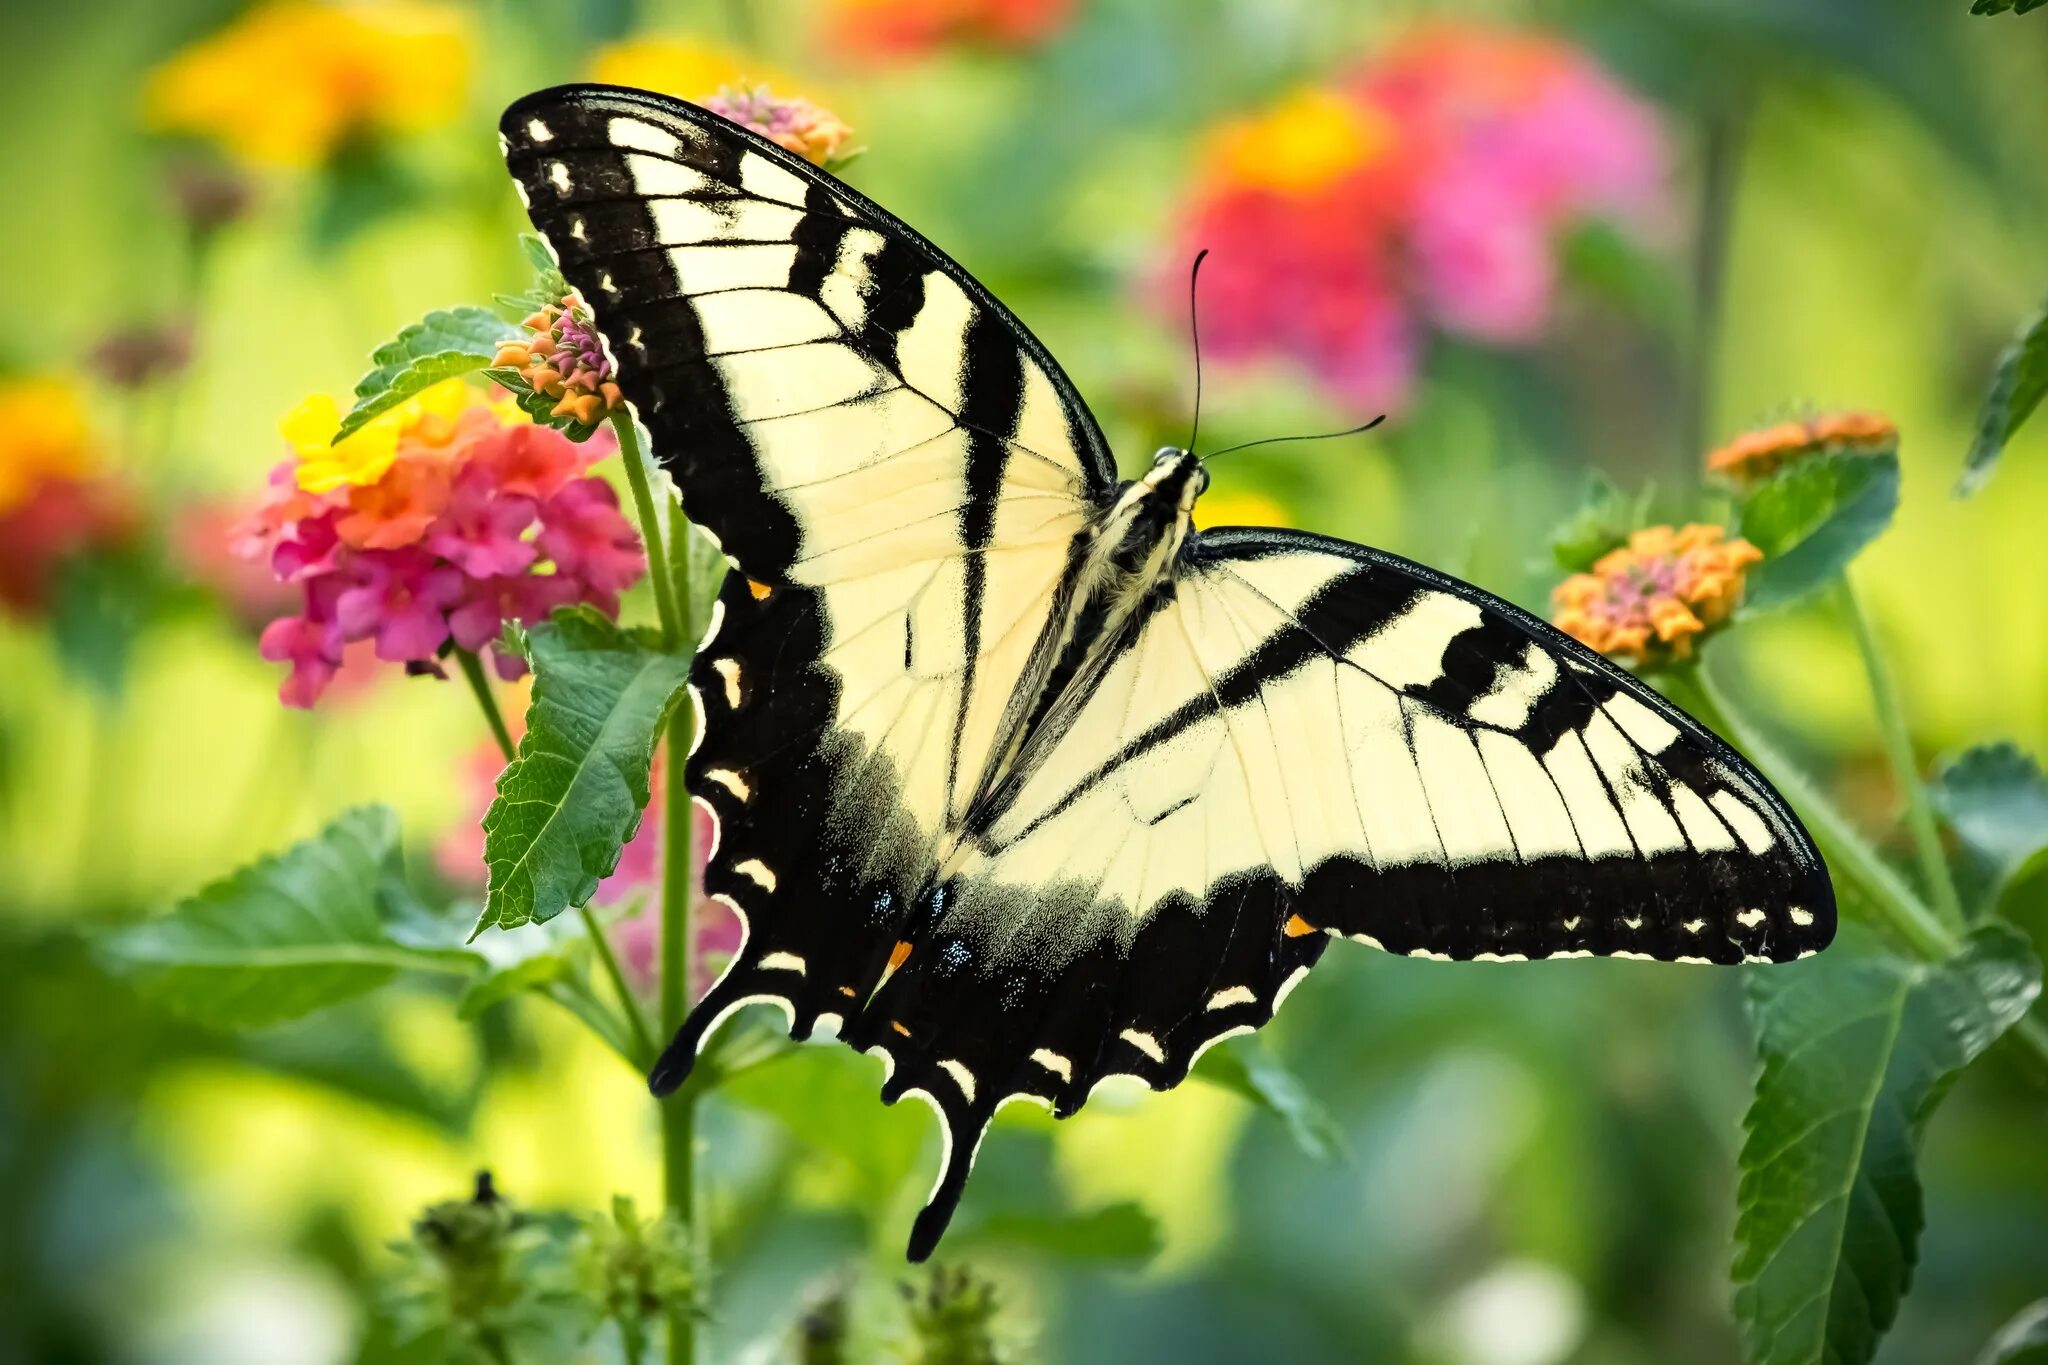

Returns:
1284,913,1317,937
890,1020,911,1037
838,985,857,998
888,940,913,970
747,578,772,600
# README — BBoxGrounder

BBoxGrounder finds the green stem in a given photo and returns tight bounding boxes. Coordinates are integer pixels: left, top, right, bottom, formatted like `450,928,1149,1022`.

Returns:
581,902,657,1069
614,413,684,647
1682,662,2048,1073
1681,89,1751,471
1836,580,1967,931
457,650,517,763
612,410,701,1365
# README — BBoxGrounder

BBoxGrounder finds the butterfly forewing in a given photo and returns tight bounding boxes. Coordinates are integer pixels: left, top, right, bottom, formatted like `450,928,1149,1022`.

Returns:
501,84,1833,1263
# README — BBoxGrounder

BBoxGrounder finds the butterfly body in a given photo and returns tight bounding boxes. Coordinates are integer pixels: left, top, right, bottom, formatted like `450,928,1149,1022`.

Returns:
500,85,1835,1261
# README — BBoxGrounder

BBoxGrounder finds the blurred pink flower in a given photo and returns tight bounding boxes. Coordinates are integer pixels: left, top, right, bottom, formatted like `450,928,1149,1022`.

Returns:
1164,20,1669,411
235,383,646,706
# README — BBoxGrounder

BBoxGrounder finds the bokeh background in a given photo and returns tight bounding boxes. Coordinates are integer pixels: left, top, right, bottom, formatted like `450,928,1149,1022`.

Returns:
4,0,2048,1361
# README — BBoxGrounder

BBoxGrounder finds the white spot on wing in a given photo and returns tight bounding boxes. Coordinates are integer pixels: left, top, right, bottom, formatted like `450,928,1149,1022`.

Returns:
705,768,751,800
1351,592,1484,691
757,951,806,974
608,116,683,158
735,858,775,892
1467,644,1558,730
1205,985,1257,1011
938,1058,976,1103
713,658,742,708
525,117,553,143
1119,1029,1165,1063
1710,790,1777,854
1030,1048,1071,1082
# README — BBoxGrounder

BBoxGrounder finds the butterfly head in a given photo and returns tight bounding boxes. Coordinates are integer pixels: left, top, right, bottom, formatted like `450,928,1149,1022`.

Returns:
1142,447,1210,515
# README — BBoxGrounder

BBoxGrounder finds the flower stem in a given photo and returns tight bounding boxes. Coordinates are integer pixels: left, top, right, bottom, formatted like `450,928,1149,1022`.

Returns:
614,414,684,648
1836,579,1967,931
1681,88,1751,472
1679,661,2048,1075
611,410,702,1365
581,902,657,1069
456,649,517,763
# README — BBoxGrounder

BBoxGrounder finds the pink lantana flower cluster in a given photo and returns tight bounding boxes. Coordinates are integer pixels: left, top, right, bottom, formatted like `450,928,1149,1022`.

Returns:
235,379,646,707
1168,21,1667,411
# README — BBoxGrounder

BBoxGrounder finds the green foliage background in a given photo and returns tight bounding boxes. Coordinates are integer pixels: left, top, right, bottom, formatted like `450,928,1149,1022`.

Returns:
3,1,2048,1362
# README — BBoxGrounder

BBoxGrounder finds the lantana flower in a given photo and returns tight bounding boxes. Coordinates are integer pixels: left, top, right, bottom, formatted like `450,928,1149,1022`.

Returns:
493,295,627,429
1705,411,1898,488
143,0,472,169
0,378,141,615
1551,524,1762,667
236,382,645,706
703,85,858,168
1164,20,1666,412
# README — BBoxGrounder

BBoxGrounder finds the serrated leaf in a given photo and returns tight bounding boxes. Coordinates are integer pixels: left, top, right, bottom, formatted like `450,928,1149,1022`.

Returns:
1972,0,2046,15
475,609,690,935
1737,450,1900,611
1977,1300,2048,1365
482,365,604,443
1931,743,2048,908
98,807,481,1029
1961,296,2048,494
973,1201,1161,1263
336,306,512,441
1192,1035,1345,1163
1733,925,2043,1365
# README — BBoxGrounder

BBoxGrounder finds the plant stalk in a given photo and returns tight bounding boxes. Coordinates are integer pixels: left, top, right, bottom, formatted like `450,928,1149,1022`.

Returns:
457,649,518,762
612,411,702,1365
1836,579,1968,931
1680,89,1751,471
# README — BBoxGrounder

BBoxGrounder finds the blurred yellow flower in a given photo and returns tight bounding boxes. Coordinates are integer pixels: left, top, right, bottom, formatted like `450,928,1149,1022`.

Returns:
1203,87,1390,195
284,378,473,492
143,1,472,168
1552,524,1761,667
1192,488,1290,531
0,378,94,515
588,35,796,100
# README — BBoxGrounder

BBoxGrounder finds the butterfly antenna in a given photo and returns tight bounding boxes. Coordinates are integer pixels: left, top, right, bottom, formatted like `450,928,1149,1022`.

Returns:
1202,414,1387,464
1184,248,1210,458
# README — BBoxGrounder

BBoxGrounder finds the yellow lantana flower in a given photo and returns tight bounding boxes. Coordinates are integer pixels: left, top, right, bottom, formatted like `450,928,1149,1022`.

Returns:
1192,489,1291,532
0,378,94,515
1203,87,1389,196
285,378,474,493
144,1,471,168
1551,524,1763,667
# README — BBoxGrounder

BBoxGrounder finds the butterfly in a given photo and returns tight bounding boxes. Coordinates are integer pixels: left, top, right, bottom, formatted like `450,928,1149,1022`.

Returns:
500,84,1835,1261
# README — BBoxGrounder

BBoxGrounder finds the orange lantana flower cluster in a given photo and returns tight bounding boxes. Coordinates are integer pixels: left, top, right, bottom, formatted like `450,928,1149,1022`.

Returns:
1705,411,1897,487
1552,525,1761,666
494,293,626,429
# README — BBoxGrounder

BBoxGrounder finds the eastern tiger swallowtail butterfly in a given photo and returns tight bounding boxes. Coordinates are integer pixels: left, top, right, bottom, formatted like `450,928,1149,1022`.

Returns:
500,84,1835,1261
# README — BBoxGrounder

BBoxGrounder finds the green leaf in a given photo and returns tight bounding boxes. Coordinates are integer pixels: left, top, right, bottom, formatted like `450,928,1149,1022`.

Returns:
335,306,512,441
475,609,690,936
1548,471,1651,574
1191,1035,1345,1163
1976,1300,2048,1365
1733,925,2043,1365
1737,449,1900,611
1930,744,2048,906
98,807,480,1029
1972,0,2046,15
457,912,593,1019
973,1201,1161,1263
482,366,605,443
1961,296,2048,494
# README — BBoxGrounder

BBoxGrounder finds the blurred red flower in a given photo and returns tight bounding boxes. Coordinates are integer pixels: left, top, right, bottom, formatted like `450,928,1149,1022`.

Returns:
825,0,1079,63
0,378,142,616
1164,21,1668,412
